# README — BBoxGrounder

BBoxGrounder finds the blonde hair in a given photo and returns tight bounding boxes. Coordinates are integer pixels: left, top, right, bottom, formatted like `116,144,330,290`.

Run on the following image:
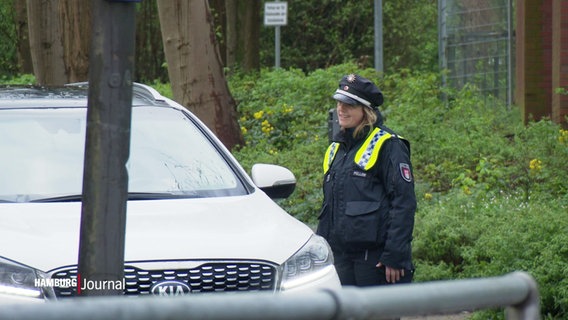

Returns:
352,107,377,138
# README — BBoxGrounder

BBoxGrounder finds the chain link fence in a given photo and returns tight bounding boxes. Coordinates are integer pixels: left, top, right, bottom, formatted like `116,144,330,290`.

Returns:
438,0,514,106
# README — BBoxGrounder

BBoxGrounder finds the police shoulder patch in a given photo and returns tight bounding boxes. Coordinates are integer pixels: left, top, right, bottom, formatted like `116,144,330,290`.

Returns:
399,163,413,182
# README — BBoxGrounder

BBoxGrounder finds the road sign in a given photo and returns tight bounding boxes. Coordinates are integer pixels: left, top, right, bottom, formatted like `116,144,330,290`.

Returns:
264,2,287,26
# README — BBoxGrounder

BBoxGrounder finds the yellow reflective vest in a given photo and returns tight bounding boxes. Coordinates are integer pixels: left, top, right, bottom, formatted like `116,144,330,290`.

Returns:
323,127,393,173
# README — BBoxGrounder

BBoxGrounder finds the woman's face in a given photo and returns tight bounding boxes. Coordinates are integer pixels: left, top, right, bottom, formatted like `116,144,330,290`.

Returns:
336,101,364,129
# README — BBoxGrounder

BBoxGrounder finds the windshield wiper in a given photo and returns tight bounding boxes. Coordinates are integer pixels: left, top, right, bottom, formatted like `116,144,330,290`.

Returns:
30,194,83,202
126,192,202,200
30,192,201,203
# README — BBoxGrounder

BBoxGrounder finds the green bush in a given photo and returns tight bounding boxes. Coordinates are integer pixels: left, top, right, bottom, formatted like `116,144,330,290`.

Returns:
0,1,19,77
230,65,568,319
0,74,36,85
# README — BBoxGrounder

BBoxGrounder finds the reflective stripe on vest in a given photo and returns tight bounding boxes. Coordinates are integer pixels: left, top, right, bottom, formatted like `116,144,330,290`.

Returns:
355,127,392,170
323,142,339,173
323,128,392,173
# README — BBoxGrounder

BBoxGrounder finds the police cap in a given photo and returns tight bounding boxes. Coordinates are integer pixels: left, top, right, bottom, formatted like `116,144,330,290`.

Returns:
332,74,384,109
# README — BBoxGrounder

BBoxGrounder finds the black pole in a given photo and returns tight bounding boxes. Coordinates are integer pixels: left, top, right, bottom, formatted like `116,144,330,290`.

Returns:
77,0,138,296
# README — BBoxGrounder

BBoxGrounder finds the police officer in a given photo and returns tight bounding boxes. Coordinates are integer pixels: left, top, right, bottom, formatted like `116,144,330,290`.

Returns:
317,74,416,286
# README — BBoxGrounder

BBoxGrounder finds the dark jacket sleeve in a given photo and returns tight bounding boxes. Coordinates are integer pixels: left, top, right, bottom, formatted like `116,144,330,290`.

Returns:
377,137,416,270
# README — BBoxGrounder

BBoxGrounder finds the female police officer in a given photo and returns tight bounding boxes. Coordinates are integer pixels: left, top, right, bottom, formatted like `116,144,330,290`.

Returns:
317,74,416,286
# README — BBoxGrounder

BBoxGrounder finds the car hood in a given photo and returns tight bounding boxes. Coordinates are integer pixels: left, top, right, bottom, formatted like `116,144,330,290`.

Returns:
0,191,313,272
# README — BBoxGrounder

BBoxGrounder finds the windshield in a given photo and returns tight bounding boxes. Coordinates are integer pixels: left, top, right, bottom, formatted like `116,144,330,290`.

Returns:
0,106,247,202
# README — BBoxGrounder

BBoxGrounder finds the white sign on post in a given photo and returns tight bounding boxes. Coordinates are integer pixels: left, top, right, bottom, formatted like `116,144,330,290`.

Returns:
264,2,287,26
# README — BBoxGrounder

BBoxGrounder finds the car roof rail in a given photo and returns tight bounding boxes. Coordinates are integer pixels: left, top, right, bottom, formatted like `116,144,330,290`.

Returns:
132,83,166,103
65,82,166,105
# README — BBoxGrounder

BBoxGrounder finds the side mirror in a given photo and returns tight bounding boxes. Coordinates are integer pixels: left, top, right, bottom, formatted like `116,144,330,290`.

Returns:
251,163,296,199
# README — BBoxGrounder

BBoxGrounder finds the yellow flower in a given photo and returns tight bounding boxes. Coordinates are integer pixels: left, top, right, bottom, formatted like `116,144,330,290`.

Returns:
253,111,264,119
529,159,542,171
240,126,247,135
424,193,433,201
261,120,273,134
559,129,568,145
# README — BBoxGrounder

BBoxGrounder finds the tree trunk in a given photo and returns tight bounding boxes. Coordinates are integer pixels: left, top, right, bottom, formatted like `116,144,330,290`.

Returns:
157,0,243,150
209,0,226,66
225,0,237,70
241,0,260,71
14,0,33,74
60,0,91,82
135,0,166,82
27,0,67,85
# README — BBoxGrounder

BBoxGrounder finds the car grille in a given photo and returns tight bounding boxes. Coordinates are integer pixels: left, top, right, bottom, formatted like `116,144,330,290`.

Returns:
51,262,278,298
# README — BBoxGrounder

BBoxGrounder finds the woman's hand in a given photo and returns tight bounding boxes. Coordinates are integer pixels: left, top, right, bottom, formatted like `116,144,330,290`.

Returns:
376,262,405,283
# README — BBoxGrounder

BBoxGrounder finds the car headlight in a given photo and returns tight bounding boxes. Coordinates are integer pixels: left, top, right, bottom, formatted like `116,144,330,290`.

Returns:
0,257,55,300
280,234,335,290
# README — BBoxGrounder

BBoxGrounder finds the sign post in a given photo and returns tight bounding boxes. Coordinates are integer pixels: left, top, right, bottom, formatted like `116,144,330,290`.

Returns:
374,0,384,73
264,2,287,68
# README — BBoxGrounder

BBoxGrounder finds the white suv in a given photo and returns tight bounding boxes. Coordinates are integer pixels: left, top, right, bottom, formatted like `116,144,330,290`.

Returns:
0,83,340,302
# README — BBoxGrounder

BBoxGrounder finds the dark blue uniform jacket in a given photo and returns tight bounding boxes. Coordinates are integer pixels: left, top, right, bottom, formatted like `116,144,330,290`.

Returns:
317,123,417,270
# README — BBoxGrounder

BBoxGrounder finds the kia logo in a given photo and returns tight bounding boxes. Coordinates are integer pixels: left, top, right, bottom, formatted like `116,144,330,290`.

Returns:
150,281,191,296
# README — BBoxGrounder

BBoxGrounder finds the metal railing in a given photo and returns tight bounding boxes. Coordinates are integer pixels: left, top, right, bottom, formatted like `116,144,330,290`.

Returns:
0,271,540,320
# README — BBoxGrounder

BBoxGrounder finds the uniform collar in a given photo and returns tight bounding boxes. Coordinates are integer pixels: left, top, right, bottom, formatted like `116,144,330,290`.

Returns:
333,126,372,149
